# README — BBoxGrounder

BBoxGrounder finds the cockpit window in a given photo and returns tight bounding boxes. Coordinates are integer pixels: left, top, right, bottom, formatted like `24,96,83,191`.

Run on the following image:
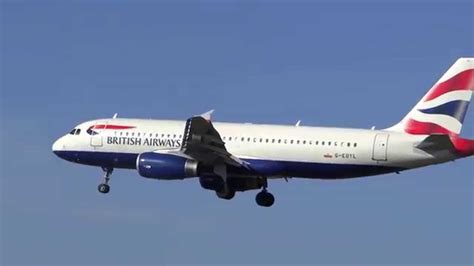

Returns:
87,126,98,135
69,128,81,135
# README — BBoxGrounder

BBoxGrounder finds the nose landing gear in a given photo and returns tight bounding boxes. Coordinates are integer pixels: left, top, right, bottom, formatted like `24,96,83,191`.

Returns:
98,167,113,194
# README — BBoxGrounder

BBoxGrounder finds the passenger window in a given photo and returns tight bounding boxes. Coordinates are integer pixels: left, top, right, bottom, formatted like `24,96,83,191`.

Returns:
315,141,319,145
290,140,294,144
322,141,325,146
266,139,269,143
328,141,331,146
259,138,263,143
354,143,357,147
347,143,351,147
272,139,275,143
278,139,281,143
303,140,306,144
132,132,135,136
241,137,245,141
126,132,129,136
229,137,232,141
296,140,300,144
247,137,251,142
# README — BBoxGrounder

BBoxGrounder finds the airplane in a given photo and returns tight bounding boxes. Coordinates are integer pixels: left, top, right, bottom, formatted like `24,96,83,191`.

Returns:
52,58,474,207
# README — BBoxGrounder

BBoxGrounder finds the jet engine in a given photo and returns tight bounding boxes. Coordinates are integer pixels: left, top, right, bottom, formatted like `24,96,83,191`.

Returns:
137,152,263,193
137,152,198,180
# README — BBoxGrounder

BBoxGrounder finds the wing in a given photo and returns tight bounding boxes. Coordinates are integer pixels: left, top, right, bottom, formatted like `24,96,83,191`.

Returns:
180,110,250,170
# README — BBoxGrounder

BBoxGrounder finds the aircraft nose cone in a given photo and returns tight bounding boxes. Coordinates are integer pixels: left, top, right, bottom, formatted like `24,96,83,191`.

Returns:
52,138,64,154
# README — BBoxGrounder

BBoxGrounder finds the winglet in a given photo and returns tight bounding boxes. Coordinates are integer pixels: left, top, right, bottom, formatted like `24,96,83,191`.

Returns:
199,109,215,121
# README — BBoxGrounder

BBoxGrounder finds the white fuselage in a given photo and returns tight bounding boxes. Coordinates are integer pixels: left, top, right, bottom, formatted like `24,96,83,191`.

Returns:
52,118,458,179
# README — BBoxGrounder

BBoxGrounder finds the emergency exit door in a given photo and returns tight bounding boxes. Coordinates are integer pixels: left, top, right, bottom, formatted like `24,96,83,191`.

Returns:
372,133,389,161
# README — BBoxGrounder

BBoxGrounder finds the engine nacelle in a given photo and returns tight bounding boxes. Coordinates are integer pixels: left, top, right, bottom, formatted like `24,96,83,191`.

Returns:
137,152,198,180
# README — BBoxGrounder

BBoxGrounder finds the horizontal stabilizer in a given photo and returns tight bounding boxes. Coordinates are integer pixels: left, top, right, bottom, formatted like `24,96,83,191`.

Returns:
416,134,474,157
416,134,454,152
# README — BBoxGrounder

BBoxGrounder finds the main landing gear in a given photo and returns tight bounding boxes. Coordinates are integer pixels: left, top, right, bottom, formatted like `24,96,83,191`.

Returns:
255,189,275,207
255,178,275,207
98,167,113,194
216,188,236,200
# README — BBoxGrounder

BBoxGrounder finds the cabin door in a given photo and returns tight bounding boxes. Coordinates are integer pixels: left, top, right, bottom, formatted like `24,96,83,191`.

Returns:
372,133,389,161
90,123,104,147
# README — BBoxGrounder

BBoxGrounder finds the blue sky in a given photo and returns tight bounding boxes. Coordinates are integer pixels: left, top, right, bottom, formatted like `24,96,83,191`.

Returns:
1,1,473,265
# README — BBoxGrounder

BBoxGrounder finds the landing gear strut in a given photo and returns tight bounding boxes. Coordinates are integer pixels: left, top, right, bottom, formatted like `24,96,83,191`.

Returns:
255,178,275,207
98,167,113,194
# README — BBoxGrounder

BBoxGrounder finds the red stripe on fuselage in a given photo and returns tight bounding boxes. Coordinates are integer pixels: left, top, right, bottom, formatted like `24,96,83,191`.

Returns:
424,69,474,101
92,124,135,130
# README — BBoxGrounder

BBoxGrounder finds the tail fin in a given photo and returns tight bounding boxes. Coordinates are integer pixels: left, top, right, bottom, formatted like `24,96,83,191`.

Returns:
388,57,474,135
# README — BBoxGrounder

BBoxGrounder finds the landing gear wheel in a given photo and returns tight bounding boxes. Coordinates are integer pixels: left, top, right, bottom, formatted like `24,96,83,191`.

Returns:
98,183,110,194
256,190,275,207
216,189,236,200
97,167,113,194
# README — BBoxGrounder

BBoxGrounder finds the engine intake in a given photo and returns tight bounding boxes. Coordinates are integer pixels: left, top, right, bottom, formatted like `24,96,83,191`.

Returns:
137,152,198,180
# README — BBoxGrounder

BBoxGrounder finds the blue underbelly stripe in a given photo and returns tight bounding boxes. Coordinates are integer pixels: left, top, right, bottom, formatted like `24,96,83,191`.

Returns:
53,151,404,179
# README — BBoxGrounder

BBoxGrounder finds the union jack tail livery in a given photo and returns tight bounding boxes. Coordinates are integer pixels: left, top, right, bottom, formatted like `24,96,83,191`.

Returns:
389,57,474,135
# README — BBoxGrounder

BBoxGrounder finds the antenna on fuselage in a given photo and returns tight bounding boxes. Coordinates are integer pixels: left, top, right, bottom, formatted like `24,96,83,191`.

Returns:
112,113,118,119
295,120,301,127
